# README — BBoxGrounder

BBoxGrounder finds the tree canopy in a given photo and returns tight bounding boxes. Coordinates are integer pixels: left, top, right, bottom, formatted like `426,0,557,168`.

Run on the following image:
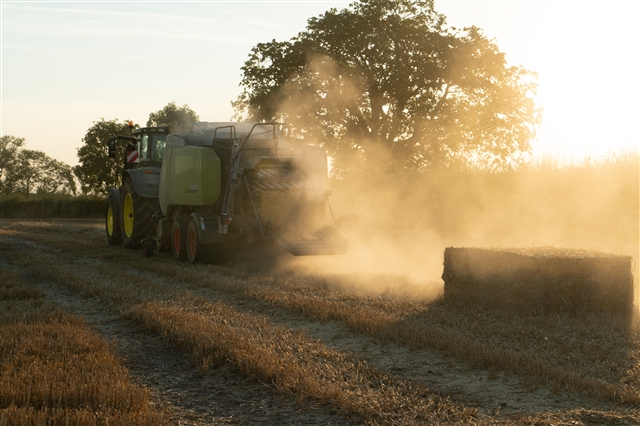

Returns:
234,0,541,178
0,135,25,187
74,119,135,195
75,103,200,194
147,102,199,127
0,135,76,195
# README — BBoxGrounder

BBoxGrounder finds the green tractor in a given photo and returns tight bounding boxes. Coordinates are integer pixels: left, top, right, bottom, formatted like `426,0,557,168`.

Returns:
105,124,167,248
105,121,351,263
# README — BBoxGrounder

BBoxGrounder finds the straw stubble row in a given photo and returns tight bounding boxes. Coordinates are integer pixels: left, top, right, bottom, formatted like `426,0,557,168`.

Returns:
3,223,640,418
127,299,480,425
1,233,480,424
0,269,168,425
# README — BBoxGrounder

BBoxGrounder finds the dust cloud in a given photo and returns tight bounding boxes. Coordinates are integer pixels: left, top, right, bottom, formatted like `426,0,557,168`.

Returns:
269,54,639,303
284,155,639,304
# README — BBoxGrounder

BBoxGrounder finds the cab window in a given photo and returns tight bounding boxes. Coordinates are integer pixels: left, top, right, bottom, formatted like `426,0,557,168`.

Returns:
151,133,167,162
139,134,149,161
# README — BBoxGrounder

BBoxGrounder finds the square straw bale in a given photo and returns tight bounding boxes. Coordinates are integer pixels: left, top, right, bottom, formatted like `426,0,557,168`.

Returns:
442,247,634,316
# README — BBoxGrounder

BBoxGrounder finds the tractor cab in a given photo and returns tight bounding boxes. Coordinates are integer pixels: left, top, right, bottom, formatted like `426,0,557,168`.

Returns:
108,125,169,169
132,126,169,166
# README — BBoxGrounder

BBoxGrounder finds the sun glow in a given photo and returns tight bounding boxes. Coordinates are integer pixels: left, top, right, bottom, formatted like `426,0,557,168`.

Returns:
437,1,639,163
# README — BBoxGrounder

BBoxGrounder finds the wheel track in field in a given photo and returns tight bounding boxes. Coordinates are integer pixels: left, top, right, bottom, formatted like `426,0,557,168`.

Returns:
0,236,355,425
6,231,493,424
2,221,634,423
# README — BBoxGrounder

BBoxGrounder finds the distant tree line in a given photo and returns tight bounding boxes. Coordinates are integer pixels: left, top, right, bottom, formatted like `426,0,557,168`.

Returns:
0,135,76,196
1,102,198,198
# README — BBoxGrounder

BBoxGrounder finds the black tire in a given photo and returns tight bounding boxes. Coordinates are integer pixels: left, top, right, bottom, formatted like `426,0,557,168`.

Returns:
186,218,202,263
186,218,225,264
171,216,190,261
105,191,122,245
121,177,159,248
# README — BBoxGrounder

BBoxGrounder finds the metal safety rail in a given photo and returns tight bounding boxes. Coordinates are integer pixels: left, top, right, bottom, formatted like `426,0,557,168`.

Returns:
211,123,348,256
213,123,280,234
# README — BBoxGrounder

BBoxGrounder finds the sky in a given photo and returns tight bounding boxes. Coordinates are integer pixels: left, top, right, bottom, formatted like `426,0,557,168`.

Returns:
1,0,639,167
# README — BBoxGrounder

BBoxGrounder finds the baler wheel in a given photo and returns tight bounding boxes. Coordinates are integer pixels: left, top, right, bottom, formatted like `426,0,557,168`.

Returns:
186,218,203,263
186,218,225,264
171,216,190,261
105,192,122,245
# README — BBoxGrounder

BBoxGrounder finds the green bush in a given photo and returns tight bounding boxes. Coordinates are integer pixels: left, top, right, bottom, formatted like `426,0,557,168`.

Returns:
0,193,105,219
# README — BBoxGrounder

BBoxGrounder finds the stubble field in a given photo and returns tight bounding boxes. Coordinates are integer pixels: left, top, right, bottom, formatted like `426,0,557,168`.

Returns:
1,218,639,425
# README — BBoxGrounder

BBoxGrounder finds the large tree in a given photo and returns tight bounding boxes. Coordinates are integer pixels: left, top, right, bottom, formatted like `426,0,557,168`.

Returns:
76,103,200,194
0,136,76,195
147,101,199,127
74,119,135,195
234,0,541,178
8,150,76,195
0,135,25,192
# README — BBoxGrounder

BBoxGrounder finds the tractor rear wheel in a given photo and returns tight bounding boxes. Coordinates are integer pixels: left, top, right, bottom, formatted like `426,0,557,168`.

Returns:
121,178,158,248
171,216,190,261
105,192,122,245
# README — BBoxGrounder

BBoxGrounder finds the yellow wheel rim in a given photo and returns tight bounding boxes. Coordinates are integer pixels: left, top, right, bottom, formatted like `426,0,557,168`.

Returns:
123,193,134,238
107,207,114,236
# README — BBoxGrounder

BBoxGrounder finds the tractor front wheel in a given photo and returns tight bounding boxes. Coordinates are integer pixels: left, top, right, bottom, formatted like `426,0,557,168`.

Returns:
105,191,122,245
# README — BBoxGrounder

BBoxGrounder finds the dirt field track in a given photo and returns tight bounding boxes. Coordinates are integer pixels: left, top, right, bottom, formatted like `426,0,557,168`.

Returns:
2,219,640,425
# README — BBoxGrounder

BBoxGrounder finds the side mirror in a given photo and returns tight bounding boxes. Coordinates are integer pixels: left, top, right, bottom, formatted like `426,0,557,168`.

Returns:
108,138,116,158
